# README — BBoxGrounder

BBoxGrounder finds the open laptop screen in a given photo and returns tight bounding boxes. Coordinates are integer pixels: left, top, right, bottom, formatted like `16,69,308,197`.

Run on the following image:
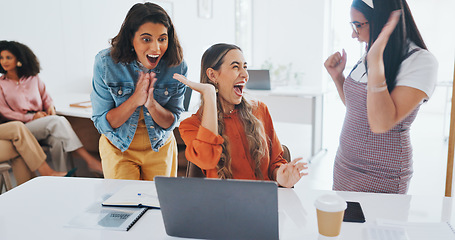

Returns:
246,69,272,90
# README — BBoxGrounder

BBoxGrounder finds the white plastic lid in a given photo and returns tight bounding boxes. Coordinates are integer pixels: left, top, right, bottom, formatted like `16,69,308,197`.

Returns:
314,194,347,212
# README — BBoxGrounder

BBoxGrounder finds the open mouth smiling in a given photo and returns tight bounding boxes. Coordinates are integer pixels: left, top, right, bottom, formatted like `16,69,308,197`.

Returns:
234,83,245,96
146,54,159,64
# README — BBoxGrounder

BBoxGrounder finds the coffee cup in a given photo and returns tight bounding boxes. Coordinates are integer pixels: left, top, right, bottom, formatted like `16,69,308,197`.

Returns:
314,194,347,238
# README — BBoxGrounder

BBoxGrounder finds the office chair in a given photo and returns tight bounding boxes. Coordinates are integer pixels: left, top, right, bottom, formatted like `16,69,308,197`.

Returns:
282,144,291,164
0,162,13,194
183,86,192,112
186,144,292,178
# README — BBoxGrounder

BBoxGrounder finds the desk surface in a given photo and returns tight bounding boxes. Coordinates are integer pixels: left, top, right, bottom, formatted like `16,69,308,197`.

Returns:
53,93,93,119
0,176,453,240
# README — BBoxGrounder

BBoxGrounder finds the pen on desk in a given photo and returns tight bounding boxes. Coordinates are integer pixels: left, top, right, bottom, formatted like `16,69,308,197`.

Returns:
137,192,156,198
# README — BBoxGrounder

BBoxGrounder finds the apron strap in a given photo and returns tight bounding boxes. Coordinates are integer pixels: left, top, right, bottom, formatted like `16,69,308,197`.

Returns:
402,48,421,61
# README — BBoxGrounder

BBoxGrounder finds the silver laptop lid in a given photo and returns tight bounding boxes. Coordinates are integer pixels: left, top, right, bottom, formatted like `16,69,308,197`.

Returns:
155,177,279,240
246,69,271,90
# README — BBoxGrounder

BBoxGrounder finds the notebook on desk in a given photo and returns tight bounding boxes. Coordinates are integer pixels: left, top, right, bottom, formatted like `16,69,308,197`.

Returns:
155,176,279,240
102,184,160,208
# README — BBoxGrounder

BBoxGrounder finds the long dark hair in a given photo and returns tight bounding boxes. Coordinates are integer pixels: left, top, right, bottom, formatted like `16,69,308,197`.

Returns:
0,40,41,78
352,0,427,92
110,2,183,66
199,43,267,179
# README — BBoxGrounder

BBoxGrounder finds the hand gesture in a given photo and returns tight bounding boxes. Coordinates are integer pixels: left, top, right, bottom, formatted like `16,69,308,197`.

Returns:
47,104,56,115
33,111,47,120
174,73,218,133
173,73,217,97
367,10,402,66
131,71,151,107
324,49,347,83
276,157,308,188
144,72,158,110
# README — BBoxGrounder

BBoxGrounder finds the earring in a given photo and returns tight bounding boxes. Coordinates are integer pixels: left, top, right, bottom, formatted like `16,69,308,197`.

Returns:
17,61,22,67
213,81,219,93
131,48,135,52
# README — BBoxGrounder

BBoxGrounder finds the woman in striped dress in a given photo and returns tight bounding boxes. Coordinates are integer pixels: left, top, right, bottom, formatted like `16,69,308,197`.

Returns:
324,0,438,193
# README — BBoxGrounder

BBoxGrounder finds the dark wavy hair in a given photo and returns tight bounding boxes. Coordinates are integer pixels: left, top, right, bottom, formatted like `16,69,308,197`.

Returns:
0,40,41,78
352,0,427,92
199,43,268,179
110,2,183,66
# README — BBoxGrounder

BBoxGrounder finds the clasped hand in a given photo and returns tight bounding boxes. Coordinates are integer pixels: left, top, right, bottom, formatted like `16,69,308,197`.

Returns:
131,71,158,109
33,104,56,120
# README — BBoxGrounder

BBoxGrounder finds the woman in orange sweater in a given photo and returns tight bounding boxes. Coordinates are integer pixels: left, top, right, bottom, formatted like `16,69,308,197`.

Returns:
174,43,307,188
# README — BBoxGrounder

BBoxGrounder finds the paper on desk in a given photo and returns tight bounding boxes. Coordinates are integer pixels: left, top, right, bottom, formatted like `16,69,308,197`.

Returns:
366,219,455,240
65,202,148,231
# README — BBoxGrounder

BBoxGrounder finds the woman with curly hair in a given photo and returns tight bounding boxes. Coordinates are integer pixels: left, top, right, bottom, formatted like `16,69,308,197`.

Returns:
0,40,102,174
175,43,307,188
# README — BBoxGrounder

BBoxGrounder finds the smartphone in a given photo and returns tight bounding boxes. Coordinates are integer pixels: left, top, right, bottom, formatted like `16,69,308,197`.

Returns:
343,201,366,223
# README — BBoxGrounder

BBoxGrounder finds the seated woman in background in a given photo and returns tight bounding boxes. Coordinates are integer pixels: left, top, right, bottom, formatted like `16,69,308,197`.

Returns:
174,43,307,188
0,121,74,185
0,40,102,174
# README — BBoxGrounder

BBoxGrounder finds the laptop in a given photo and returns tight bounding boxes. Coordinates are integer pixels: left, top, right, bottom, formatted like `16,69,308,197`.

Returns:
246,69,272,90
155,176,279,240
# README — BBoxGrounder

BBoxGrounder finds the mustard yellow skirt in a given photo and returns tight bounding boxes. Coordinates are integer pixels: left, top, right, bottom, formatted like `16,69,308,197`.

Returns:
99,127,178,181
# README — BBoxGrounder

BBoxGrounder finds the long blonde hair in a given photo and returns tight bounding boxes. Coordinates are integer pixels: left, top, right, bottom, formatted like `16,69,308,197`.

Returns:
199,43,268,179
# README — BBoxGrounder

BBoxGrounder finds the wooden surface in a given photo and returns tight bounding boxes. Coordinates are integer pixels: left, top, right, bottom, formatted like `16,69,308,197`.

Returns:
445,63,455,197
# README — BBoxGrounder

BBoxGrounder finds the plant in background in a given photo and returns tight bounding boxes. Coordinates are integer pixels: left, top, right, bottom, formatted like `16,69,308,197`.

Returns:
261,60,304,87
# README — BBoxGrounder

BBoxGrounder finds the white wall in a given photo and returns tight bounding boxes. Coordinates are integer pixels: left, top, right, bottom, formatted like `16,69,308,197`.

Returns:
0,0,329,97
407,0,455,116
172,0,236,93
2,0,452,97
1,0,137,94
0,0,237,97
251,0,330,91
408,0,455,84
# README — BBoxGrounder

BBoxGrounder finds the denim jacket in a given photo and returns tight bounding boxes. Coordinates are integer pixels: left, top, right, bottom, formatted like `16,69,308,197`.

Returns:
91,48,187,152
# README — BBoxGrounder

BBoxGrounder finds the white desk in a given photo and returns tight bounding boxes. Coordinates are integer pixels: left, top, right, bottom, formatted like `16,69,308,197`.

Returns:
0,176,452,240
246,87,325,161
53,93,93,119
